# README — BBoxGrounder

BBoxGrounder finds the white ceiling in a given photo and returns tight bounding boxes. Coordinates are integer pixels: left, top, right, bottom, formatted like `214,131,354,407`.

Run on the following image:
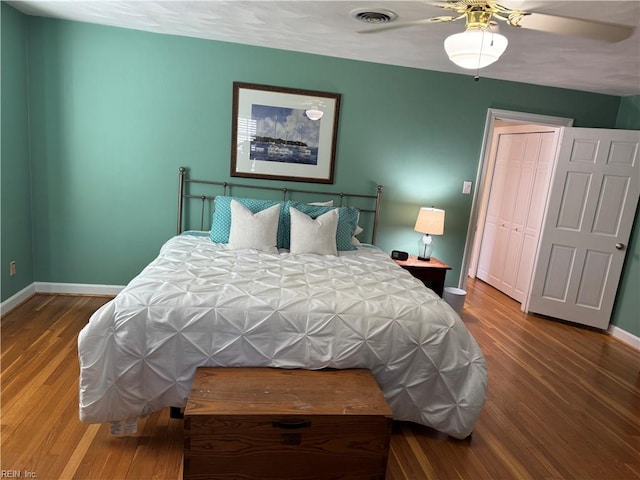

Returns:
8,1,640,96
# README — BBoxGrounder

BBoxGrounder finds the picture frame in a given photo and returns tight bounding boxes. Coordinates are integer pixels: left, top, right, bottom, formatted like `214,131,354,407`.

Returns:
230,82,341,184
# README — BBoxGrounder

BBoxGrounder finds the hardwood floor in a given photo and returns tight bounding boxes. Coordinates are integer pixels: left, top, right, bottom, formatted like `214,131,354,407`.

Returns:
1,279,638,479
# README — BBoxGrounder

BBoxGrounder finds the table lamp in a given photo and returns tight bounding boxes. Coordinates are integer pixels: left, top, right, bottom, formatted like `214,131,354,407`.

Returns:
414,207,445,261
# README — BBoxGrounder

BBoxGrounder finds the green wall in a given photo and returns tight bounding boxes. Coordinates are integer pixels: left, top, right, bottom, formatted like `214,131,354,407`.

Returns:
612,95,640,336
2,5,637,337
1,3,34,301
23,16,621,284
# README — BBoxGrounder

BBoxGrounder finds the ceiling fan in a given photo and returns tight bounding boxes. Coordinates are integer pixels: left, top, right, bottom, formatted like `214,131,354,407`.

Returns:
358,1,635,70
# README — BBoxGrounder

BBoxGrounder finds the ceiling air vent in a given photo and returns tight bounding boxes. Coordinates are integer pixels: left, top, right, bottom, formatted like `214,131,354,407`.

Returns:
351,8,398,24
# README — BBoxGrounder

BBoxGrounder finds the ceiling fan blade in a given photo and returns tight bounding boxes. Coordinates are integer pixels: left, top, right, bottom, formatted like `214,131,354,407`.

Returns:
518,12,635,43
358,16,459,34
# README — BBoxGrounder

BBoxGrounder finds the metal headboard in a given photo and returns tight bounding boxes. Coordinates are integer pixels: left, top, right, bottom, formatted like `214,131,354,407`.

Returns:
176,167,384,244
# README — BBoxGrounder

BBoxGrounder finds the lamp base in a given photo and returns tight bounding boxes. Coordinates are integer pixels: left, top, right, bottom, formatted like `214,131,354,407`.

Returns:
417,234,435,261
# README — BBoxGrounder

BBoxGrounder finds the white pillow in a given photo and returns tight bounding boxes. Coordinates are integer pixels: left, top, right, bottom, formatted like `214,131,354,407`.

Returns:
228,200,280,253
352,210,364,245
308,200,334,207
289,207,339,255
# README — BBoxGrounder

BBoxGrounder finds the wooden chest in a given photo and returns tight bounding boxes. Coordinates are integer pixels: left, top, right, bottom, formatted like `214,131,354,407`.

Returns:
183,367,392,480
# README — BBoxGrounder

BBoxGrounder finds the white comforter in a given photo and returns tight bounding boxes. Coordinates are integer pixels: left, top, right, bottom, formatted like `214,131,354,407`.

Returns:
78,235,487,438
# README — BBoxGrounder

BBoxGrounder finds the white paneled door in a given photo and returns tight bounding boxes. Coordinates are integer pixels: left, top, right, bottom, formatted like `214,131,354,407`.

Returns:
526,128,640,329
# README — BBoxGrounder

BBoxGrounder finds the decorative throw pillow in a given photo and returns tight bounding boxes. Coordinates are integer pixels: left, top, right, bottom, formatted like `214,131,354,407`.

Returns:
289,207,339,255
281,201,359,251
228,200,281,253
210,196,283,244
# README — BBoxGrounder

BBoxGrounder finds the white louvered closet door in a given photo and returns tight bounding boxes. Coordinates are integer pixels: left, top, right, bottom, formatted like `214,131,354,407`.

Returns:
477,128,558,303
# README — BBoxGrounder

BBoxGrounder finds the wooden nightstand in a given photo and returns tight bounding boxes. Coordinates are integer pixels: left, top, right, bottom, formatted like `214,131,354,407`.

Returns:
393,255,451,297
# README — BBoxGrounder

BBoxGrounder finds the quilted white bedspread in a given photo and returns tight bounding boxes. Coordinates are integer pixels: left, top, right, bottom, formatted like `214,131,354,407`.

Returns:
78,235,487,438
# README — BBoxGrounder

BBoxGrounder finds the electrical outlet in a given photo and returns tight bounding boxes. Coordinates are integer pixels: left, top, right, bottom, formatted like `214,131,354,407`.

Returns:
462,181,472,195
9,261,16,276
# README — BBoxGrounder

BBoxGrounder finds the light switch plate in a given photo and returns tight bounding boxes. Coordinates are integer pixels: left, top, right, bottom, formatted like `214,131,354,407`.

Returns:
463,181,472,194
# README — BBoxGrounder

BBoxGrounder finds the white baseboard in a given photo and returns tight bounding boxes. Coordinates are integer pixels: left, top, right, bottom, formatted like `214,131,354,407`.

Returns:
3,282,639,352
0,283,37,316
1,282,124,317
608,325,640,351
34,282,124,296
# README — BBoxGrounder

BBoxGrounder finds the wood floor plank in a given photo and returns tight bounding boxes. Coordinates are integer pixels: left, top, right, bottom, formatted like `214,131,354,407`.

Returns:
398,423,438,479
1,279,638,479
59,423,101,479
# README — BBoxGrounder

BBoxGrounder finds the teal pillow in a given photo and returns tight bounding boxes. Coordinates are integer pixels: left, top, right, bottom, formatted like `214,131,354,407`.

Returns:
210,196,285,244
282,201,359,251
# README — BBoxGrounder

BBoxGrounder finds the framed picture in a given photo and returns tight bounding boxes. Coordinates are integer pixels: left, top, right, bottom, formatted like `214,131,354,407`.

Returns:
231,82,341,184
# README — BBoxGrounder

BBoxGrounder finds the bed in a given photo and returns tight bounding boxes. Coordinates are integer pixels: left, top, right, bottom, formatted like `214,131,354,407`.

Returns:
78,168,487,439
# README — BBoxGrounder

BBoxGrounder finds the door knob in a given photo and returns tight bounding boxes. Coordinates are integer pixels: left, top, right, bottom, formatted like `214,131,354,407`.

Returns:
615,243,625,250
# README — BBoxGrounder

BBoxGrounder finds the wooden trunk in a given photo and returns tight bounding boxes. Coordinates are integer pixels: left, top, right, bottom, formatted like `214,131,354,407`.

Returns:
183,367,392,480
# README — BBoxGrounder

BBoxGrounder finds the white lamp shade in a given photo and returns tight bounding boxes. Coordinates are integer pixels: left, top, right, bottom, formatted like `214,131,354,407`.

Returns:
414,207,445,235
444,29,508,69
305,109,324,121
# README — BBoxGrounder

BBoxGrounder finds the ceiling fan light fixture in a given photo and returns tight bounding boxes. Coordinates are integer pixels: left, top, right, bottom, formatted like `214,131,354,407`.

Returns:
305,109,324,121
444,29,508,70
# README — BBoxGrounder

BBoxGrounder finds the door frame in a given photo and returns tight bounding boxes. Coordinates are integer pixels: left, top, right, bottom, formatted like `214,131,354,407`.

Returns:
459,109,574,290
